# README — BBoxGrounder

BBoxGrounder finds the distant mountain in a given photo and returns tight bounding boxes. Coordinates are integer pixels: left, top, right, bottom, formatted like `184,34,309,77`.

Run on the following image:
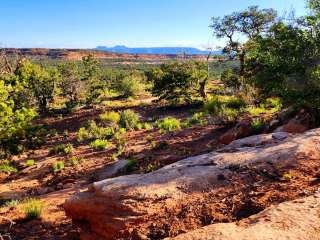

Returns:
96,45,221,55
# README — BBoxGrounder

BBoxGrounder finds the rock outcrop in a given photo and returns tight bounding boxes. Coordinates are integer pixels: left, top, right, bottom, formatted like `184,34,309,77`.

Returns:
171,193,320,240
64,129,320,240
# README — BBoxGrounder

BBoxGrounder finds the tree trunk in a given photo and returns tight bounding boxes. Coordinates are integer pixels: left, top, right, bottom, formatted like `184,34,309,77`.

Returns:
239,51,246,77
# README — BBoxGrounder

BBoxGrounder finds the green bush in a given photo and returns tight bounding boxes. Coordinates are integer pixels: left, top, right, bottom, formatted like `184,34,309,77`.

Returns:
189,112,204,124
26,159,35,167
114,75,144,98
266,97,282,111
119,110,140,130
204,97,223,115
135,123,143,130
77,127,90,142
77,121,115,142
52,161,65,172
142,122,153,130
5,199,19,208
0,160,18,173
251,119,263,132
69,156,78,166
225,97,246,109
156,117,181,133
22,198,43,220
99,111,120,125
90,139,111,151
246,105,267,117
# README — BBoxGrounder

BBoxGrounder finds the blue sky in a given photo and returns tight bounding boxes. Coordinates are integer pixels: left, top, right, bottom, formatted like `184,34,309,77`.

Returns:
0,0,308,49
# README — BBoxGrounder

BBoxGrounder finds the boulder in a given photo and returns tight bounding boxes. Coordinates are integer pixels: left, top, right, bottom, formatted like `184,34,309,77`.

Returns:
64,128,320,240
219,120,252,145
171,194,320,240
276,109,315,134
96,159,130,180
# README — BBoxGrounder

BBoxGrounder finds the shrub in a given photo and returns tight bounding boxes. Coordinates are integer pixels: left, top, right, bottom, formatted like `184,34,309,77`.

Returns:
119,110,140,130
77,127,90,142
0,160,18,173
246,105,267,117
225,97,246,109
126,159,137,172
77,121,115,142
266,97,282,111
22,198,43,220
251,119,263,132
26,159,35,167
5,199,19,208
219,107,239,122
142,122,153,130
49,144,65,155
156,117,181,133
114,75,144,98
52,161,65,172
146,163,157,173
135,123,143,130
63,144,74,155
204,97,223,115
90,139,110,151
69,156,78,166
189,112,204,124
181,121,192,129
99,111,120,125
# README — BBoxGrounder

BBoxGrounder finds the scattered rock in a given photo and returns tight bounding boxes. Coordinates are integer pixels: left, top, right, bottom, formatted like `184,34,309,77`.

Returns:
97,159,130,180
64,128,320,240
170,194,320,240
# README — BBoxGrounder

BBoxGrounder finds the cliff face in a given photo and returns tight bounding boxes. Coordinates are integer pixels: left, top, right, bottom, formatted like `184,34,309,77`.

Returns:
2,48,211,61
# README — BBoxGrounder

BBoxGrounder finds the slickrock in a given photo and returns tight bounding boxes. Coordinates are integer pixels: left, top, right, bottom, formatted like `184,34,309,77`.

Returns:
64,128,320,240
171,194,320,240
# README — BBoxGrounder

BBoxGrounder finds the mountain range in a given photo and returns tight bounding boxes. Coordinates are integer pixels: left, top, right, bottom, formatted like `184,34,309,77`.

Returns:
96,45,221,55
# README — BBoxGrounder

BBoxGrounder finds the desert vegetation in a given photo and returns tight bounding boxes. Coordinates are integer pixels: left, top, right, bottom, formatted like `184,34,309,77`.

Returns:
0,0,320,239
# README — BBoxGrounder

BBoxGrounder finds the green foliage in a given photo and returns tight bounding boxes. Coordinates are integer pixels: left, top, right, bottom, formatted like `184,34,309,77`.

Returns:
57,62,83,107
25,159,35,167
63,143,74,154
49,143,73,155
113,74,145,98
5,199,19,208
52,161,65,172
221,69,241,90
23,61,59,113
204,97,223,115
251,118,263,132
204,97,241,122
156,117,181,133
246,105,267,117
99,111,120,125
69,156,79,166
0,160,17,173
150,61,207,104
119,110,140,130
77,127,90,142
22,198,43,220
0,80,36,156
90,139,110,151
126,159,137,172
77,121,115,142
141,122,153,130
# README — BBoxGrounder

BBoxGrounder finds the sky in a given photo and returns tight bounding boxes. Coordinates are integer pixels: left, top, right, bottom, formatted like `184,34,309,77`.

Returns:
0,0,308,49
